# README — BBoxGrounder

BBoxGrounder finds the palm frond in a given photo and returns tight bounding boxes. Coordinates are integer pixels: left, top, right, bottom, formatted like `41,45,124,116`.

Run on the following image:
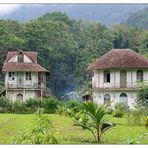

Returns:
101,122,116,133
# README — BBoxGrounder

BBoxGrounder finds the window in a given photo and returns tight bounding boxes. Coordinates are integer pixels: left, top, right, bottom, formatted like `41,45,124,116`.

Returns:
104,94,111,105
26,72,32,80
18,52,24,62
8,72,15,80
137,70,143,82
104,70,110,83
119,93,128,104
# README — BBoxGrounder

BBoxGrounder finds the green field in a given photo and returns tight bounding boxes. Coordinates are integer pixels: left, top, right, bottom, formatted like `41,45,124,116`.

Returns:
0,113,147,144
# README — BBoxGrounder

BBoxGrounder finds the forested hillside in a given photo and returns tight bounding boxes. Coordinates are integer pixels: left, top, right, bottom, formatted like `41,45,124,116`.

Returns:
1,4,147,25
0,12,148,98
126,7,148,29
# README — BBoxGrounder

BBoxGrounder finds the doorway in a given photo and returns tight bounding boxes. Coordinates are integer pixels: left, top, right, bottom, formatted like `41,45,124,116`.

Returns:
119,93,128,104
16,93,23,101
17,72,23,88
120,70,126,88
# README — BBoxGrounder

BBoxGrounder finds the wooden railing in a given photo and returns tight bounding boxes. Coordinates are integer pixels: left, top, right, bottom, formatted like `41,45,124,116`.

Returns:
92,82,139,90
6,83,44,89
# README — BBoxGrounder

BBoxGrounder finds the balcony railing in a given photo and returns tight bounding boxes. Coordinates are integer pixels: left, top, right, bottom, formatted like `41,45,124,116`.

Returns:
6,83,44,89
92,82,139,90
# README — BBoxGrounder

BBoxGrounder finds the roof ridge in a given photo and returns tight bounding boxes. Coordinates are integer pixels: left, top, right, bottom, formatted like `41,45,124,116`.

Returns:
88,48,148,70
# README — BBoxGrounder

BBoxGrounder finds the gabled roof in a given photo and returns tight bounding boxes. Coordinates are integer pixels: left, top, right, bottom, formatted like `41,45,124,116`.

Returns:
88,49,148,70
6,51,38,63
2,50,49,72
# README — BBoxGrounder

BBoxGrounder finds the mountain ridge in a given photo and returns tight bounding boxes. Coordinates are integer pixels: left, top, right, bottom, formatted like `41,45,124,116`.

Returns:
0,4,147,25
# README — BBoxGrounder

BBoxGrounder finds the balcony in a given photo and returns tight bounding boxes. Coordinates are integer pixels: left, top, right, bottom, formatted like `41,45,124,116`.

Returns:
93,82,139,91
6,83,44,90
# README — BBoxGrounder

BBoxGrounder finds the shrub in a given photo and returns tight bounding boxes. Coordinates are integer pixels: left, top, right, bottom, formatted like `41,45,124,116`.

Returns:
113,102,129,118
66,99,83,113
56,105,66,116
13,100,26,114
137,83,148,107
64,107,75,117
0,96,12,113
25,98,41,113
12,111,58,144
114,102,129,112
112,110,124,118
41,97,60,114
126,109,144,126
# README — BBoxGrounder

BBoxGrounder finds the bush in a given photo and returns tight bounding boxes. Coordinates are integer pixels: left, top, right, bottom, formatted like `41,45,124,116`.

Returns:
41,97,60,114
25,98,41,113
112,102,129,118
13,100,26,114
114,102,129,112
12,112,58,144
56,105,66,116
66,99,83,113
64,108,75,117
0,96,12,113
137,83,148,107
112,110,124,118
126,109,144,126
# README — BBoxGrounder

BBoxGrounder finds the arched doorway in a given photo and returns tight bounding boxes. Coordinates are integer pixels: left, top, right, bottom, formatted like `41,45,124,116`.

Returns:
119,93,128,104
16,93,23,101
104,94,111,105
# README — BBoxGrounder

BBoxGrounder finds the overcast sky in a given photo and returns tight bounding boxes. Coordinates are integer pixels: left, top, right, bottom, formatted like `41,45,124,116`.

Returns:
0,4,21,16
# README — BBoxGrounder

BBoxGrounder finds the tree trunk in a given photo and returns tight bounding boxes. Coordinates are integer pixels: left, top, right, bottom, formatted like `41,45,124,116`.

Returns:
96,128,100,143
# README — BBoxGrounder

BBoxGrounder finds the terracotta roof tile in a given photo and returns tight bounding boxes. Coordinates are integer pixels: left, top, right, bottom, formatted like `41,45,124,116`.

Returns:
88,49,148,70
2,63,48,72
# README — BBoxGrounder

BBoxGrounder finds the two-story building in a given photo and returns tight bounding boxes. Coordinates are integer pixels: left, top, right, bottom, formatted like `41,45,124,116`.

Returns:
2,50,49,101
88,49,148,108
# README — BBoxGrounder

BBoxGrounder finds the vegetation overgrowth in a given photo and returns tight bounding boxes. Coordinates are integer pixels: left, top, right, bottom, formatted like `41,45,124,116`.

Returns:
0,12,148,97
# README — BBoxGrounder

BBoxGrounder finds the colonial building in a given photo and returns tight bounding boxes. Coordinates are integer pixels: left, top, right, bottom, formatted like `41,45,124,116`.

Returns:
2,50,49,101
88,49,148,108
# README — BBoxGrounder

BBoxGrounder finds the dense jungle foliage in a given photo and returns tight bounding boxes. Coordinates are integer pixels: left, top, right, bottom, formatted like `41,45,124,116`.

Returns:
0,12,148,98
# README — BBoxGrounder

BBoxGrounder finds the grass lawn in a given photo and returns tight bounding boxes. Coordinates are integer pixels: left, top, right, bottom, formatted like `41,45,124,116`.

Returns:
0,113,147,144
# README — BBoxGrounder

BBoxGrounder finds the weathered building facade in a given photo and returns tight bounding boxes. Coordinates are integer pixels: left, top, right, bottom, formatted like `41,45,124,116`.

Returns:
88,49,148,108
2,50,49,101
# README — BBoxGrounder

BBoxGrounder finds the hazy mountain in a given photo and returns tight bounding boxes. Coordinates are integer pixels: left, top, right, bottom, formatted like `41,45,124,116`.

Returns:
0,4,147,25
126,7,148,29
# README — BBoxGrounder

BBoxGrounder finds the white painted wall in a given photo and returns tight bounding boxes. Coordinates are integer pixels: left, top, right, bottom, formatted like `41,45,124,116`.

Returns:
93,90,136,108
8,55,18,62
7,90,38,101
5,72,39,88
92,68,148,108
93,69,148,88
24,54,33,63
8,54,33,63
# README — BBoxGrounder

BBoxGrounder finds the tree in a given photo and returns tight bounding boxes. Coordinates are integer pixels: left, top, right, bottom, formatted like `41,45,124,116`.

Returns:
75,102,116,143
137,83,148,107
75,20,114,86
112,24,142,52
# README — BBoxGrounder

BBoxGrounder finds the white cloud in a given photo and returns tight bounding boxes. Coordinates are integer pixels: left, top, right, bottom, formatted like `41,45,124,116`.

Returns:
0,4,21,16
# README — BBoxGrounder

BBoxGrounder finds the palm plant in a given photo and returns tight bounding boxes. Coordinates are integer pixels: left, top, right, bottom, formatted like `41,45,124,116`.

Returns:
75,102,116,143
